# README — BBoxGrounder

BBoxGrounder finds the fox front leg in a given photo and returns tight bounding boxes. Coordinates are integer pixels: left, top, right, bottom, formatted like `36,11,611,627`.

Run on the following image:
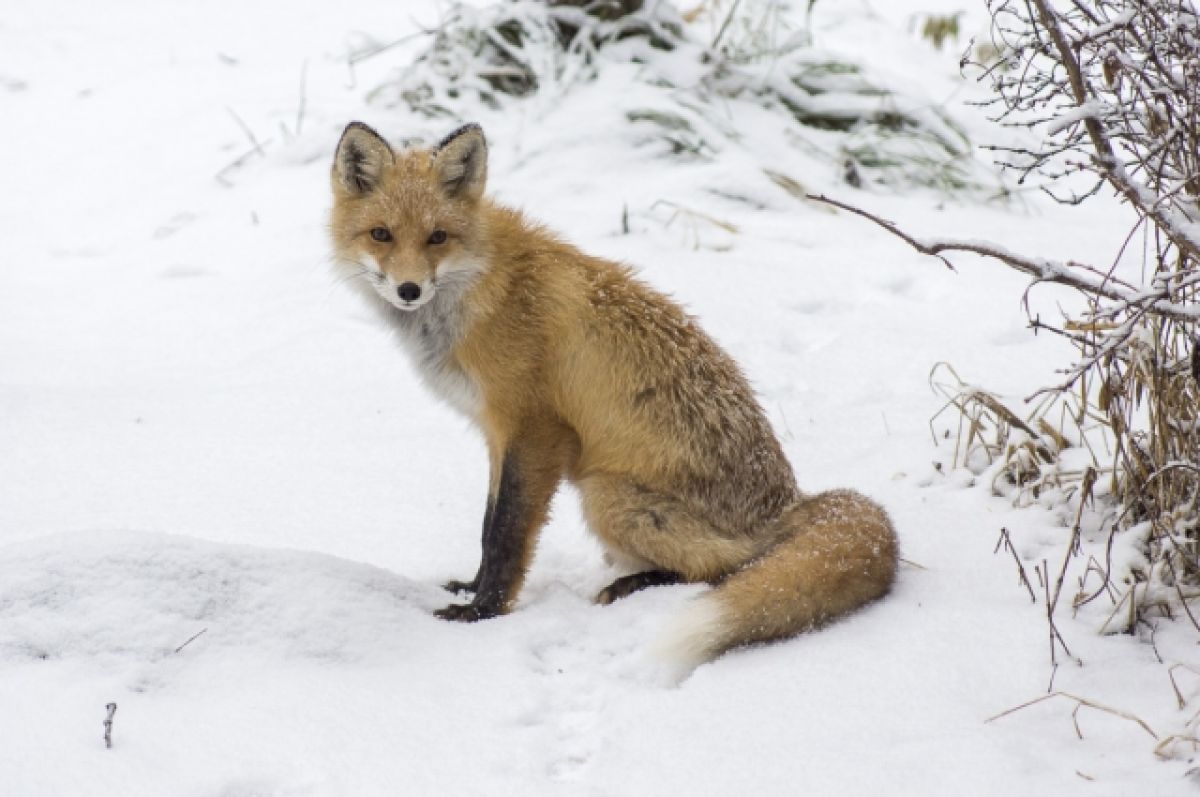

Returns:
441,445,505,596
435,447,558,622
441,495,492,596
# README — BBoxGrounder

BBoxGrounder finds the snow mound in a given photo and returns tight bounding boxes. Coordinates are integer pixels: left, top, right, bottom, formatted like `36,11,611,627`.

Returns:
0,532,438,665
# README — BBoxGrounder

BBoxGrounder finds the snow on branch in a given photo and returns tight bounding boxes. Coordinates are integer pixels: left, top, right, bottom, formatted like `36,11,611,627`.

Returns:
810,1,1200,657
806,193,1200,324
917,0,1200,653
971,0,1200,255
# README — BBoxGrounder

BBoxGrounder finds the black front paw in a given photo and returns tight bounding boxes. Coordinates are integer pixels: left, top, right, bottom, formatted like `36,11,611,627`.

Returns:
434,602,499,622
442,578,478,595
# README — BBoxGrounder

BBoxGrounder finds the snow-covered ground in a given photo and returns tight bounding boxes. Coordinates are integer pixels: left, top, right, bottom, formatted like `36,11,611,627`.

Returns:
2,1,1196,794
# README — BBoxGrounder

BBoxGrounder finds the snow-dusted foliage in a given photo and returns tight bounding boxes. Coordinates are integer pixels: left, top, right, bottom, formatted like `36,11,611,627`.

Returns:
943,0,1200,635
369,0,988,194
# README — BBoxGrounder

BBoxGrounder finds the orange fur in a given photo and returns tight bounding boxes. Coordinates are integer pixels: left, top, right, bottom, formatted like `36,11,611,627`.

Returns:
329,122,898,672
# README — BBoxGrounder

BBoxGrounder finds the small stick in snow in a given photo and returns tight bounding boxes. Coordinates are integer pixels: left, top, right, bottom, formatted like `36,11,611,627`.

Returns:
225,107,264,156
1071,703,1085,740
173,628,209,654
1140,619,1163,665
1155,733,1200,761
215,140,275,188
103,703,117,750
710,0,742,50
994,528,1036,603
1041,557,1080,678
1098,585,1134,634
294,59,308,138
1167,663,1200,710
1176,584,1200,634
1075,527,1120,608
985,691,1158,742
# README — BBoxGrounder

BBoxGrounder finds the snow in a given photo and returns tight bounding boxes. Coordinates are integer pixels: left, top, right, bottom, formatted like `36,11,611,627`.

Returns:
1,1,1197,794
1044,99,1111,135
1085,9,1138,41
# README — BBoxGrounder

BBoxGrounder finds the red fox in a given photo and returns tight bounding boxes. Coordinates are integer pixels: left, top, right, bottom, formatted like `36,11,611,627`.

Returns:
329,121,898,676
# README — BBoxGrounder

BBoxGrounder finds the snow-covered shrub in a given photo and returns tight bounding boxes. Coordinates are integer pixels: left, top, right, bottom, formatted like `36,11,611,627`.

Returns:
368,0,683,115
911,0,1200,636
367,0,986,193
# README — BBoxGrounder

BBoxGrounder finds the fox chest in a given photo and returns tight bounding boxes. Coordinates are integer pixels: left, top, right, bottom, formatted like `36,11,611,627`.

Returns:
393,305,480,419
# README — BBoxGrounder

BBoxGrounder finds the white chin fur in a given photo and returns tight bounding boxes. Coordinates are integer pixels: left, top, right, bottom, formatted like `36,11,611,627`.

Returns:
649,592,726,685
371,278,434,311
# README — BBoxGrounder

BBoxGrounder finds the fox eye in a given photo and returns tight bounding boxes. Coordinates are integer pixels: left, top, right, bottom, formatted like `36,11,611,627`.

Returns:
369,227,392,242
427,229,447,245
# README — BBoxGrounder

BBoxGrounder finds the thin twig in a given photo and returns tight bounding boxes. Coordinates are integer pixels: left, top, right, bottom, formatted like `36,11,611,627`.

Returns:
710,0,743,51
1155,733,1200,760
986,691,1159,740
103,703,117,750
995,527,1037,602
804,194,956,271
1168,663,1199,710
295,59,309,138
225,108,264,155
1028,0,1200,264
173,628,209,654
215,139,275,187
805,193,1200,323
1177,584,1200,634
1048,467,1096,614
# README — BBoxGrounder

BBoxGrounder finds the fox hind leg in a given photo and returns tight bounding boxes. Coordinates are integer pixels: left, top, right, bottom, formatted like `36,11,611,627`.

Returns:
578,474,760,584
595,570,681,604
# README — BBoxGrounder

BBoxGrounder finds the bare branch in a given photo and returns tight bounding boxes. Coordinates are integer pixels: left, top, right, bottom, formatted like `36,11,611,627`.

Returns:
806,193,1200,324
802,194,956,271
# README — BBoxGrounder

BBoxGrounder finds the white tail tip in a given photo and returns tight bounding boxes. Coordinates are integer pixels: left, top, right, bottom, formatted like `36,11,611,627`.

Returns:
650,593,726,685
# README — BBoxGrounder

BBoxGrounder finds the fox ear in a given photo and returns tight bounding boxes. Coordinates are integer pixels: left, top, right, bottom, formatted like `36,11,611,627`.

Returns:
333,122,393,195
432,123,487,201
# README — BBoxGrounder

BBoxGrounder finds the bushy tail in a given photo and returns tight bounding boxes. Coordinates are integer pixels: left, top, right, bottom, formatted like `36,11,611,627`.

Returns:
656,489,898,680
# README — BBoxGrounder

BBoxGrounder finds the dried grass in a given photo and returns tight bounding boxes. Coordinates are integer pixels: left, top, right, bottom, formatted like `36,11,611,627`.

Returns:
986,691,1159,742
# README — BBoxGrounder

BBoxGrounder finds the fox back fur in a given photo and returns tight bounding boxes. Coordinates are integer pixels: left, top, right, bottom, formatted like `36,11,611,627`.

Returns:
329,121,898,677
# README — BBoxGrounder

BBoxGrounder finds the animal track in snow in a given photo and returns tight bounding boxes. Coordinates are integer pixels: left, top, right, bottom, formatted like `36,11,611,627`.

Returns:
522,621,607,781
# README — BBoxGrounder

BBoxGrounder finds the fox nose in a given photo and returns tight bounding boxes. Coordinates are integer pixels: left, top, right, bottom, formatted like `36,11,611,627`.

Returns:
397,282,422,302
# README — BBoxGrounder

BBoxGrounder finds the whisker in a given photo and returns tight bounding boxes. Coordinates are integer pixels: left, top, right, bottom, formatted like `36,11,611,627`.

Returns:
327,259,381,291
329,268,368,291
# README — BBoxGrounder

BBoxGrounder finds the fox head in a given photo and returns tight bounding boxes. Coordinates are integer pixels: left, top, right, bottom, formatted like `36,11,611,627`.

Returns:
329,122,489,311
